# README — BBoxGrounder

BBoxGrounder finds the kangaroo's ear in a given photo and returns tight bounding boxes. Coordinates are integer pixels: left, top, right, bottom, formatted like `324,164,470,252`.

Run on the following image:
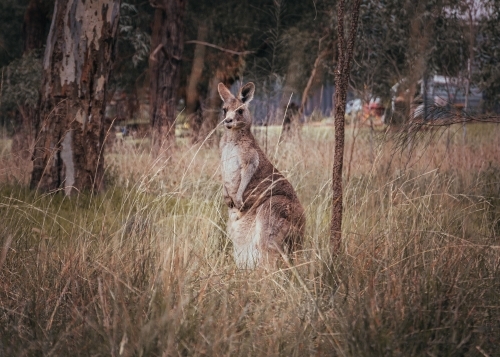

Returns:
218,83,234,103
239,82,255,104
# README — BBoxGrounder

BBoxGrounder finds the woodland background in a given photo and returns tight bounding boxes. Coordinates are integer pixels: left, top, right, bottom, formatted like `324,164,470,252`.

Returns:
2,0,500,139
0,0,500,356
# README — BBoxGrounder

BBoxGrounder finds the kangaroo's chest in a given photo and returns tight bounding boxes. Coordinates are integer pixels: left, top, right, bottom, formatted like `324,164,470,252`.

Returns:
221,142,241,193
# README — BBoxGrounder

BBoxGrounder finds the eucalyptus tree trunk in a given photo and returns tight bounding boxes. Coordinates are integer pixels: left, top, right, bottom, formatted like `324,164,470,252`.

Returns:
149,0,186,155
331,0,361,254
30,0,121,194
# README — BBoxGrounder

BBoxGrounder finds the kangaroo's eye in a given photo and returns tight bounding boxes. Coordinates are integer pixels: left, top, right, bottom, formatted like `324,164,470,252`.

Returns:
223,108,227,115
237,109,244,115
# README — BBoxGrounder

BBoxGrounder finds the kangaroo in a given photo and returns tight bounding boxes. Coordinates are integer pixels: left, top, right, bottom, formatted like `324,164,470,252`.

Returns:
218,82,305,269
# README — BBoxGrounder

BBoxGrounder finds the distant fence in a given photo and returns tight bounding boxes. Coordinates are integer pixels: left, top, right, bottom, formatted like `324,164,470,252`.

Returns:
245,84,336,125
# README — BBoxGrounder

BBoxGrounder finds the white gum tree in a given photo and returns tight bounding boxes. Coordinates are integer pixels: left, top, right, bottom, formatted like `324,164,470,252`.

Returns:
31,0,121,194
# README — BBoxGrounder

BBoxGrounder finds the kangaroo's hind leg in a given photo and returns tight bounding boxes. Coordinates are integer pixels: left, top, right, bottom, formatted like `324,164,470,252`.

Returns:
228,208,262,269
255,196,304,269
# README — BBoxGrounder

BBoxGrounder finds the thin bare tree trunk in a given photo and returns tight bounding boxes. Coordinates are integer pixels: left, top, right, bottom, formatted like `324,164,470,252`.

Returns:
149,0,186,155
31,0,121,194
331,0,361,254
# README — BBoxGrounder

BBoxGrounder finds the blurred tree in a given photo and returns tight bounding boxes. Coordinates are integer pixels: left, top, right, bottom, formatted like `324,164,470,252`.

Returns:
251,0,326,125
183,0,323,143
300,35,331,119
351,0,409,104
195,36,248,144
0,54,42,132
0,0,29,70
111,1,153,121
476,0,500,112
149,0,186,155
184,0,257,143
30,0,121,194
10,0,52,162
431,1,468,79
185,22,208,140
22,0,51,54
0,0,31,131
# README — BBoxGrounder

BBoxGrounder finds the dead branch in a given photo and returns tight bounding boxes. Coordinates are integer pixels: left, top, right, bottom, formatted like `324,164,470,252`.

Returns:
149,44,163,62
393,105,500,154
150,43,182,62
185,40,254,56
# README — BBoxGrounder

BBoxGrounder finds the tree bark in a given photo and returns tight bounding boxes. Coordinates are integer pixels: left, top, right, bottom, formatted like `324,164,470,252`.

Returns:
331,0,361,254
149,0,186,155
30,0,121,195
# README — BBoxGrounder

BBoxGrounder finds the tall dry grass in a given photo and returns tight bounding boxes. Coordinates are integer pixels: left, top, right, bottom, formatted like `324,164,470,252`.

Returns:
0,123,499,356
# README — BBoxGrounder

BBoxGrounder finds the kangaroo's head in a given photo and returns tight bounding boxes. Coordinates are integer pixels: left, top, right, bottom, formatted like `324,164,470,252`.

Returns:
218,82,255,130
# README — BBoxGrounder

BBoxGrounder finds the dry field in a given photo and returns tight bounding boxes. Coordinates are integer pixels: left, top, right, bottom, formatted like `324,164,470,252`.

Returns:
0,123,499,356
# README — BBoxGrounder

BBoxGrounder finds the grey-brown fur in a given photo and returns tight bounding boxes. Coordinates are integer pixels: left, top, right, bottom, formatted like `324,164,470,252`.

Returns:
218,82,305,269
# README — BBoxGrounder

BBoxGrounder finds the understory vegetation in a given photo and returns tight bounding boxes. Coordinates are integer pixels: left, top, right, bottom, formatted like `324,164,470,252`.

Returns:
1,123,499,356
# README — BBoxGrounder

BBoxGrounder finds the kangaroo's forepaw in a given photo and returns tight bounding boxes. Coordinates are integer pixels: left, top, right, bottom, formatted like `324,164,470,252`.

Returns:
229,208,242,221
235,198,244,210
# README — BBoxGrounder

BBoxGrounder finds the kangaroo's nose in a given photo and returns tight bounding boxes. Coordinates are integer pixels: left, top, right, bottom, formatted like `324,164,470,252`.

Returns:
225,118,233,124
